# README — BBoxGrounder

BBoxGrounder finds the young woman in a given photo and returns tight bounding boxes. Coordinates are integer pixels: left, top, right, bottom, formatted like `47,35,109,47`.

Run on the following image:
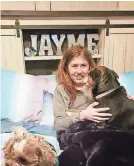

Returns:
53,45,111,144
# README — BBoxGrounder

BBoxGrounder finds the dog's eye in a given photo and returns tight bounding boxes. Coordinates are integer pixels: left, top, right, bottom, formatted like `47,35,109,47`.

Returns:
18,157,28,164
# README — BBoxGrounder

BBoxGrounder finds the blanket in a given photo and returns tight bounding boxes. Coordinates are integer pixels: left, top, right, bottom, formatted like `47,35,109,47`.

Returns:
1,119,56,136
58,120,134,166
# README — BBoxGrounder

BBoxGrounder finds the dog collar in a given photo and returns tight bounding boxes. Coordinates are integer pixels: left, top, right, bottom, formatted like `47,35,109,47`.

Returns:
95,86,120,100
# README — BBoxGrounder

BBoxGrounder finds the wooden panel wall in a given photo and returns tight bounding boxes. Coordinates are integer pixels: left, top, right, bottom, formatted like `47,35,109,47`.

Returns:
118,2,134,10
51,1,117,11
1,29,25,73
1,1,134,11
104,28,134,74
1,1,50,11
1,1,35,10
35,1,50,11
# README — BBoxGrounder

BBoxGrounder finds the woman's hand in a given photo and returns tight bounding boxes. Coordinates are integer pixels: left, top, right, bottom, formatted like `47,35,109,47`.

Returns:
80,102,112,123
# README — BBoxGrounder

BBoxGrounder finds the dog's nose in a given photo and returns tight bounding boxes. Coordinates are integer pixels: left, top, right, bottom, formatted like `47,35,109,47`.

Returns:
5,161,11,166
5,164,9,166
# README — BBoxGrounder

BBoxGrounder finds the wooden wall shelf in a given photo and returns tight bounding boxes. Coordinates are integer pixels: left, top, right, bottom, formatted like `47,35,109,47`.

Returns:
24,54,102,61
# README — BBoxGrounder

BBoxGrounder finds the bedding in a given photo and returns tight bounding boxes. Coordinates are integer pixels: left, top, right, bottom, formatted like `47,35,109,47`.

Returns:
1,68,134,165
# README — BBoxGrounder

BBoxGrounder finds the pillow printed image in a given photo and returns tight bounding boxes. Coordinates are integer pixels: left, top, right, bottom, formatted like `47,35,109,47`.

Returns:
42,74,57,95
40,91,54,126
1,68,52,122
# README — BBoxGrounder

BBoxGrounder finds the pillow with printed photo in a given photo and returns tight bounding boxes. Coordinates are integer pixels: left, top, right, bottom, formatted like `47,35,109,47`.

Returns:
40,90,54,126
1,68,52,123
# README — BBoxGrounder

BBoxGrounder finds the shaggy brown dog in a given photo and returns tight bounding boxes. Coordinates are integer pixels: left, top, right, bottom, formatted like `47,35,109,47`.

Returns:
88,66,134,129
3,127,57,166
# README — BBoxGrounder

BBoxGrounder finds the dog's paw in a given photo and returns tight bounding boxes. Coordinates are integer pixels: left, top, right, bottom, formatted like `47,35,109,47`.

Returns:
12,126,28,136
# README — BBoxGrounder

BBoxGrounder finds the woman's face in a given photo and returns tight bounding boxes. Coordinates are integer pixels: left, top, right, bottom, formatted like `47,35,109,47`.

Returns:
68,55,90,87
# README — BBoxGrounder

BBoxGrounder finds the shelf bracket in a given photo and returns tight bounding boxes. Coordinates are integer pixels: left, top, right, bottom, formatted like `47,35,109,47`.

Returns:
15,19,20,38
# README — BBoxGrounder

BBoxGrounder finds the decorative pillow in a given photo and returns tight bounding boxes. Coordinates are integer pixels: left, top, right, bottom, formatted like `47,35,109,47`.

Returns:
119,71,134,96
42,74,57,95
43,74,56,80
1,68,51,122
40,90,54,126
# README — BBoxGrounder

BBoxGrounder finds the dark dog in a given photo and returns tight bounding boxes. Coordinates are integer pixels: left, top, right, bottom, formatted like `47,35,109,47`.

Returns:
88,66,134,130
58,66,134,166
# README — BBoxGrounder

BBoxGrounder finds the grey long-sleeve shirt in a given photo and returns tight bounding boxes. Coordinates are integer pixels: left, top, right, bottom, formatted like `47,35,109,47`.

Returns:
53,84,91,131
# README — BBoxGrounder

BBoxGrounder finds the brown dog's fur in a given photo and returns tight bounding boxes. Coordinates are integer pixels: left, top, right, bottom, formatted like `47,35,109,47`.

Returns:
3,127,57,166
88,66,134,130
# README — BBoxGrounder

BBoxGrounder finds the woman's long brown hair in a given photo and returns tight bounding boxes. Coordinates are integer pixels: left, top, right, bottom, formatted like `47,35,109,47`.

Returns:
56,45,96,106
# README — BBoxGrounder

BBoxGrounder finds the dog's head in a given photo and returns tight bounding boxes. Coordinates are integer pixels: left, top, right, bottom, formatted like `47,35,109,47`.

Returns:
3,134,56,166
88,66,120,96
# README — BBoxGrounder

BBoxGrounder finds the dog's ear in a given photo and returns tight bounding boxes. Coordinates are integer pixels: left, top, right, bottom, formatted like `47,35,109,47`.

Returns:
111,70,119,79
89,68,101,82
3,137,17,156
88,69,102,96
36,137,56,166
88,68,102,87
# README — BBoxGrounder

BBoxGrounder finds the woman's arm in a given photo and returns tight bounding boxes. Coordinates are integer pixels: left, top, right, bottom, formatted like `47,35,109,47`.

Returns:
53,85,112,130
67,102,112,123
53,85,80,131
